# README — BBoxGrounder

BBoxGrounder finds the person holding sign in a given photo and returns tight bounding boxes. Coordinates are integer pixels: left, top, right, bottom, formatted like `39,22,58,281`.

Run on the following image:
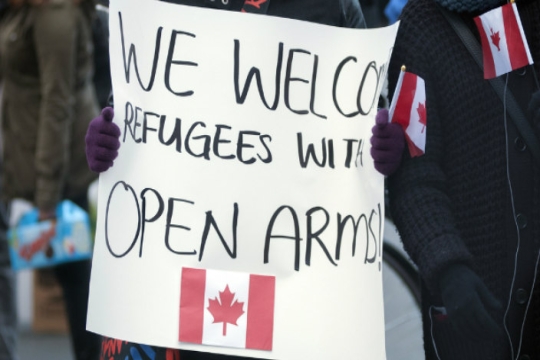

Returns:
371,0,540,358
87,1,367,359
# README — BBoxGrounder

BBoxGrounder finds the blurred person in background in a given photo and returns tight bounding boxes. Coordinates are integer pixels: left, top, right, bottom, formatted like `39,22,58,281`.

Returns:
0,3,18,360
0,0,102,359
359,0,389,27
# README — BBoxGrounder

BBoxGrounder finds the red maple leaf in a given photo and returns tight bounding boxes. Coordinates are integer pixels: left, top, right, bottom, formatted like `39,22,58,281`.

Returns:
490,28,501,51
207,285,245,336
417,102,427,133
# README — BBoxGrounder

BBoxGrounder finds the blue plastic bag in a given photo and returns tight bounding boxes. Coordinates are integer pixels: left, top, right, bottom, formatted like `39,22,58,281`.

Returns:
8,200,93,270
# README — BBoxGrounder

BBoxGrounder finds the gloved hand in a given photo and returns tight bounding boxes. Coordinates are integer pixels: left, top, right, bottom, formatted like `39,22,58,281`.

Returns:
370,108,405,176
85,107,121,173
438,264,503,341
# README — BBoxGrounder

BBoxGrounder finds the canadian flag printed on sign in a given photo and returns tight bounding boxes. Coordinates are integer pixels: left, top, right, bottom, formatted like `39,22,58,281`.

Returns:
474,2,533,79
179,267,276,351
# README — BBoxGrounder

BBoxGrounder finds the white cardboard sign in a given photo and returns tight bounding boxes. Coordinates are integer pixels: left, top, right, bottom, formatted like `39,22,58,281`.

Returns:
88,1,399,359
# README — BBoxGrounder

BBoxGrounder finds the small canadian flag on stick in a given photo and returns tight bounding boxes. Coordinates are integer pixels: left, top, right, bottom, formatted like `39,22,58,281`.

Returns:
389,66,427,157
474,1,533,79
179,267,276,351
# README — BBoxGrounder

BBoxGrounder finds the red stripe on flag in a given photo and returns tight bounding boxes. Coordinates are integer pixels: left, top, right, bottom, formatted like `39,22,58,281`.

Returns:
393,72,417,129
474,16,496,79
502,3,529,71
405,133,424,158
246,275,275,351
179,268,206,344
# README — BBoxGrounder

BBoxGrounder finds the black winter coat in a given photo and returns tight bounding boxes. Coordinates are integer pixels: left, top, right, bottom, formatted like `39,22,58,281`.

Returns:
387,0,540,358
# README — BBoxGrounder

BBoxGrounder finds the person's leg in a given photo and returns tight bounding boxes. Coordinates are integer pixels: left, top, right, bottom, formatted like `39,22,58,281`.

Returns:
0,260,18,360
53,259,100,360
53,194,100,360
0,200,18,360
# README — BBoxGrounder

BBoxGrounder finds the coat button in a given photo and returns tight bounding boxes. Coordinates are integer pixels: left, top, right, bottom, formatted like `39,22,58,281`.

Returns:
515,288,528,305
517,68,527,76
516,214,527,229
514,137,527,151
519,355,531,360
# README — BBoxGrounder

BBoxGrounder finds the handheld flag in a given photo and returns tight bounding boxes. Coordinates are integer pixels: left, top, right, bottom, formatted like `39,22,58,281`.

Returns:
389,66,426,157
473,2,533,79
179,267,275,351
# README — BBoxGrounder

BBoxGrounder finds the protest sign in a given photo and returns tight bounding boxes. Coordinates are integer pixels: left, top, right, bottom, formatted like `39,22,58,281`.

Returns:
87,0,399,359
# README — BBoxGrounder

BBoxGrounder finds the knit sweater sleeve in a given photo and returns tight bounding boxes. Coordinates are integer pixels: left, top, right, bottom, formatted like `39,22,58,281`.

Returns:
387,0,473,295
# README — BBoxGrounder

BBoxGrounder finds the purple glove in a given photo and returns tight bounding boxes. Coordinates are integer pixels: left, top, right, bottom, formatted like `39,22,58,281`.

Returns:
85,107,121,173
370,109,405,176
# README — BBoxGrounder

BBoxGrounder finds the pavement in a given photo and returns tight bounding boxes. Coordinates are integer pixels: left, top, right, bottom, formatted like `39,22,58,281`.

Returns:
383,220,423,360
15,221,424,360
17,329,72,360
